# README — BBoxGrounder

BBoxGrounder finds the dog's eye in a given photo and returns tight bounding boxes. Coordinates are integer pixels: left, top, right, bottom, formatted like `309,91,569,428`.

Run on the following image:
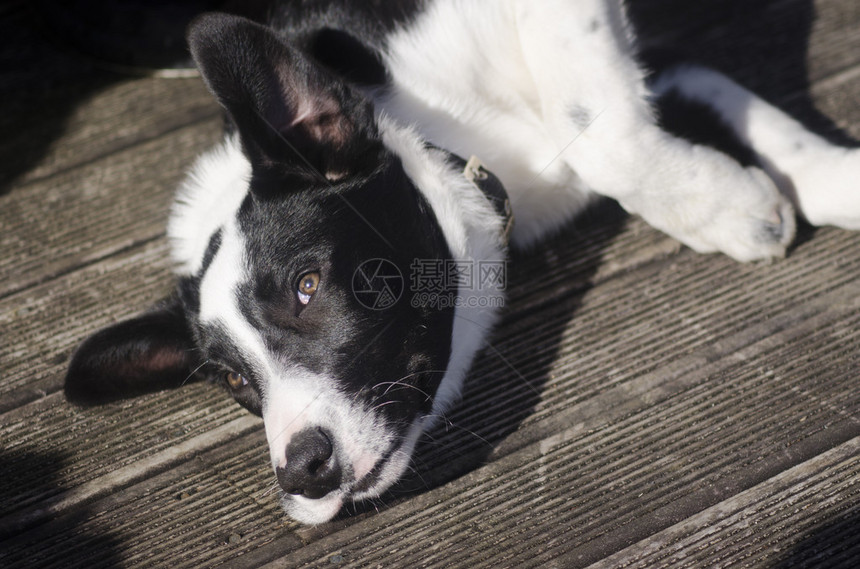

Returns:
297,271,320,305
226,371,248,390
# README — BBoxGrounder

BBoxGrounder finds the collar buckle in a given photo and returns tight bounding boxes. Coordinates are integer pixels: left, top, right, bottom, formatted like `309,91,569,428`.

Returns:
463,155,514,244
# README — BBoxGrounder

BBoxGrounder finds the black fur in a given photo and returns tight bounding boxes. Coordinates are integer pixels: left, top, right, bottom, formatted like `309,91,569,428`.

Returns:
268,0,425,86
66,9,454,429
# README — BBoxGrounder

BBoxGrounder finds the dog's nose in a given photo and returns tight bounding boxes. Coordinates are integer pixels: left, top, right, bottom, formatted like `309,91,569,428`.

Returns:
276,427,342,499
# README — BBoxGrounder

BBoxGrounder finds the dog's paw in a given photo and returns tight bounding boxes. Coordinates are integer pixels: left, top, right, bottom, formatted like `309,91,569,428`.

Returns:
689,166,796,262
629,160,796,262
792,147,860,231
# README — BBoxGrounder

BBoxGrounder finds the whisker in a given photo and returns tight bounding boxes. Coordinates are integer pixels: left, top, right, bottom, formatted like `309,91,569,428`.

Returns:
182,359,210,386
422,413,494,449
373,369,447,396
372,400,400,412
261,480,282,498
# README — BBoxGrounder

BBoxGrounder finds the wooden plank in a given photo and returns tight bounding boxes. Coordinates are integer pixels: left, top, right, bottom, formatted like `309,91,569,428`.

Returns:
585,437,860,569
0,119,221,298
260,296,860,569
260,226,860,568
807,0,860,82
0,430,295,569
0,412,262,536
0,239,174,408
0,372,251,527
428,225,860,472
4,224,855,568
10,76,220,188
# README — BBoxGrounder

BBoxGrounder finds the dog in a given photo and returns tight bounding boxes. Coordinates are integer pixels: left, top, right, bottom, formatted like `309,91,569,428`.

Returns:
64,0,860,525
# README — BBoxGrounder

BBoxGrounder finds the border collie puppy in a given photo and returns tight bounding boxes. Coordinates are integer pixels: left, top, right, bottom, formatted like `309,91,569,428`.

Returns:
65,0,860,524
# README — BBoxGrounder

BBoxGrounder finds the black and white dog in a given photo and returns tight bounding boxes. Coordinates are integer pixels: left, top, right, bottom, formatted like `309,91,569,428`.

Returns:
65,0,860,524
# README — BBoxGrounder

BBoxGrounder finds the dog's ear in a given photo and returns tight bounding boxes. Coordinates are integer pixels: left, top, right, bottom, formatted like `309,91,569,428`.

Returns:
65,297,200,406
187,13,379,179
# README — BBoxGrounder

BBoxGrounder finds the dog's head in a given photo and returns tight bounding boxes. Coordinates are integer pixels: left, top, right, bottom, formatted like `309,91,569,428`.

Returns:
65,14,506,524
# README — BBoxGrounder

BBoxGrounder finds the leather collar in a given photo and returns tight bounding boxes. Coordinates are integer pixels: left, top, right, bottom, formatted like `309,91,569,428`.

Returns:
442,151,514,245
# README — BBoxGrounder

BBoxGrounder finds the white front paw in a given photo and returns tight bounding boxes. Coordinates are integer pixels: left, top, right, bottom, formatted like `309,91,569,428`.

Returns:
694,166,796,262
629,163,796,263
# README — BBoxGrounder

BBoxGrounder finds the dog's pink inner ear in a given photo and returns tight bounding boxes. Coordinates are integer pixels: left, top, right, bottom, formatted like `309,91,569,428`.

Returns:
287,95,353,150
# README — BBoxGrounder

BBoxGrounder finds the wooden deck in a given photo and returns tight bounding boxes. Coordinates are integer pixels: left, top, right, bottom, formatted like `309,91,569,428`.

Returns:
2,1,860,567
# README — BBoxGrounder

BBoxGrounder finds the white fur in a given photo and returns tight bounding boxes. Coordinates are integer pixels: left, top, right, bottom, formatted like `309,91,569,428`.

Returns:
197,220,274,379
379,0,596,248
169,135,250,275
379,0,812,261
263,365,399,524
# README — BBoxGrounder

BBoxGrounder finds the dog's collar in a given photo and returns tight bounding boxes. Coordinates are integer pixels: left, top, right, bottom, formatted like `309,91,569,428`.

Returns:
439,150,514,245
462,155,514,244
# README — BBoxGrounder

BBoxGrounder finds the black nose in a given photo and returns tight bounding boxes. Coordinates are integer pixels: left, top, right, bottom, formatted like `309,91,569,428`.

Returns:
276,427,342,499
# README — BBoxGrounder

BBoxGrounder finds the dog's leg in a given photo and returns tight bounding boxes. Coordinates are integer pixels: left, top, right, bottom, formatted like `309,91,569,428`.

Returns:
652,65,860,231
514,0,795,261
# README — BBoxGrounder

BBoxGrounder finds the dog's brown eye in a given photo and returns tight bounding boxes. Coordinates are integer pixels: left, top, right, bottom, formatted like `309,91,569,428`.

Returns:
226,372,248,390
297,271,320,305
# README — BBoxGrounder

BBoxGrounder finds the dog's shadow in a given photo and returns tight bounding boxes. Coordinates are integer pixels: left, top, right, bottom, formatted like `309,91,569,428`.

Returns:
632,0,856,147
395,200,630,498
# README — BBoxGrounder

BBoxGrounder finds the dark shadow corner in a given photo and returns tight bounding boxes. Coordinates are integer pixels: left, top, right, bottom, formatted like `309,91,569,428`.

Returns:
774,507,860,568
0,1,266,197
0,449,123,568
